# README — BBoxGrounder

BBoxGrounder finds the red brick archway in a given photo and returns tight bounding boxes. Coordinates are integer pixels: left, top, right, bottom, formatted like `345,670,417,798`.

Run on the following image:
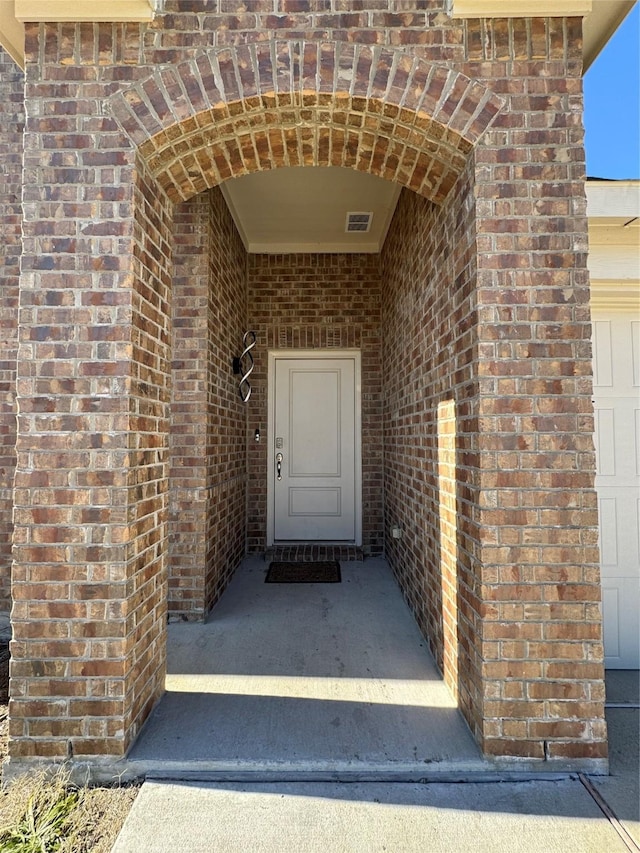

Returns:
110,41,504,203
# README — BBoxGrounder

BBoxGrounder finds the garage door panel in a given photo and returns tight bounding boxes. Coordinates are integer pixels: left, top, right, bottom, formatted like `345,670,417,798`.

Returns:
602,586,620,659
598,491,640,566
593,320,613,387
602,579,640,669
594,408,616,475
598,498,618,566
595,401,638,486
593,310,640,669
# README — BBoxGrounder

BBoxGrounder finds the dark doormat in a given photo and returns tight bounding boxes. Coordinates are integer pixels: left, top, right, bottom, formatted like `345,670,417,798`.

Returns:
265,561,341,583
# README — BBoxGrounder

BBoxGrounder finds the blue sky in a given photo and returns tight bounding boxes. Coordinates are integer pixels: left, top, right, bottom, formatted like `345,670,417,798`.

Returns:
584,3,640,178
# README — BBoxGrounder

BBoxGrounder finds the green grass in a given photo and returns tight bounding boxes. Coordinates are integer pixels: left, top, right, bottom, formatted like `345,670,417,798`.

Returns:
0,783,79,852
0,766,138,853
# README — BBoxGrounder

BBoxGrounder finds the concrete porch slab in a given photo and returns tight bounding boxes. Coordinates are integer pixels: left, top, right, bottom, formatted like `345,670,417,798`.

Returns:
127,557,494,780
124,557,605,780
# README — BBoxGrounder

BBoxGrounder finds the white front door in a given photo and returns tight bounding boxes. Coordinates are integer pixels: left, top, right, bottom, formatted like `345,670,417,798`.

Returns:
592,311,640,669
269,352,361,543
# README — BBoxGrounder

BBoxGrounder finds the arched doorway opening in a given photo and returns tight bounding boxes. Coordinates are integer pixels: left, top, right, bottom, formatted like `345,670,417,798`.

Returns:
110,40,500,760
127,152,487,772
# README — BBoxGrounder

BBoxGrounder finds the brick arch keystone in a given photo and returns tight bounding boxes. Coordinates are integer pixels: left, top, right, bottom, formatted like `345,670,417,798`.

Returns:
109,41,504,205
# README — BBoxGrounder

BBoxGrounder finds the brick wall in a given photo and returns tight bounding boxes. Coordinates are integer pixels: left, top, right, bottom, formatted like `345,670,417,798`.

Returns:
169,187,247,620
381,164,481,733
0,47,23,611
170,193,211,615
247,253,383,555
205,188,247,613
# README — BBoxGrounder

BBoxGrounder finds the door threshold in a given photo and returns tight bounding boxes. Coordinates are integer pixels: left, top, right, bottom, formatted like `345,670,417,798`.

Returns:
73,756,600,786
265,544,364,562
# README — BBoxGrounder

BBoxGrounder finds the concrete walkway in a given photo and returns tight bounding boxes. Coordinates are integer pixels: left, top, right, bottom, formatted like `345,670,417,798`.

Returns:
592,670,640,847
113,558,639,851
111,777,634,853
112,693,640,853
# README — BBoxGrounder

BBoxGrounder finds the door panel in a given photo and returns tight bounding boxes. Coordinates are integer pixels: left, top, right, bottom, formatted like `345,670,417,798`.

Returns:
273,356,357,542
593,311,640,669
289,370,340,477
289,488,341,516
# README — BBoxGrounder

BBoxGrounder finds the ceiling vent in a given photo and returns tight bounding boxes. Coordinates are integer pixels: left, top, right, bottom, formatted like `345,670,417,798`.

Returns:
345,212,373,233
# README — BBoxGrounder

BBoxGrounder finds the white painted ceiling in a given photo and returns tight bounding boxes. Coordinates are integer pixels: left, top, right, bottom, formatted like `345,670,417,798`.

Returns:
222,169,640,256
221,167,401,254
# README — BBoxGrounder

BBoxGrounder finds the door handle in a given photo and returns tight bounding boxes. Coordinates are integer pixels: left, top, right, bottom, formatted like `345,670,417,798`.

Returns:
276,452,283,481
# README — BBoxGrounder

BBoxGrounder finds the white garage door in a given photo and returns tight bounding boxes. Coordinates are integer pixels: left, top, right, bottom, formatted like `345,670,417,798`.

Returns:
592,311,640,669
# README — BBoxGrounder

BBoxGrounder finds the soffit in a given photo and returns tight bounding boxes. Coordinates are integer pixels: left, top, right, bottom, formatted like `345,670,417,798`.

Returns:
220,167,402,255
586,181,640,220
587,181,640,251
0,1,22,65
582,0,636,70
449,1,592,17
14,0,155,21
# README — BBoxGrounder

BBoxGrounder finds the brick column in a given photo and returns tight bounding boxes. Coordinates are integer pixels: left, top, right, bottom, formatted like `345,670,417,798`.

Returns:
466,17,607,765
9,26,171,763
0,47,24,610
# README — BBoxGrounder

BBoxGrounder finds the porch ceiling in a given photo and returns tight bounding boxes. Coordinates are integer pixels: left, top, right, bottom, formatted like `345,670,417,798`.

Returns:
220,167,402,255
